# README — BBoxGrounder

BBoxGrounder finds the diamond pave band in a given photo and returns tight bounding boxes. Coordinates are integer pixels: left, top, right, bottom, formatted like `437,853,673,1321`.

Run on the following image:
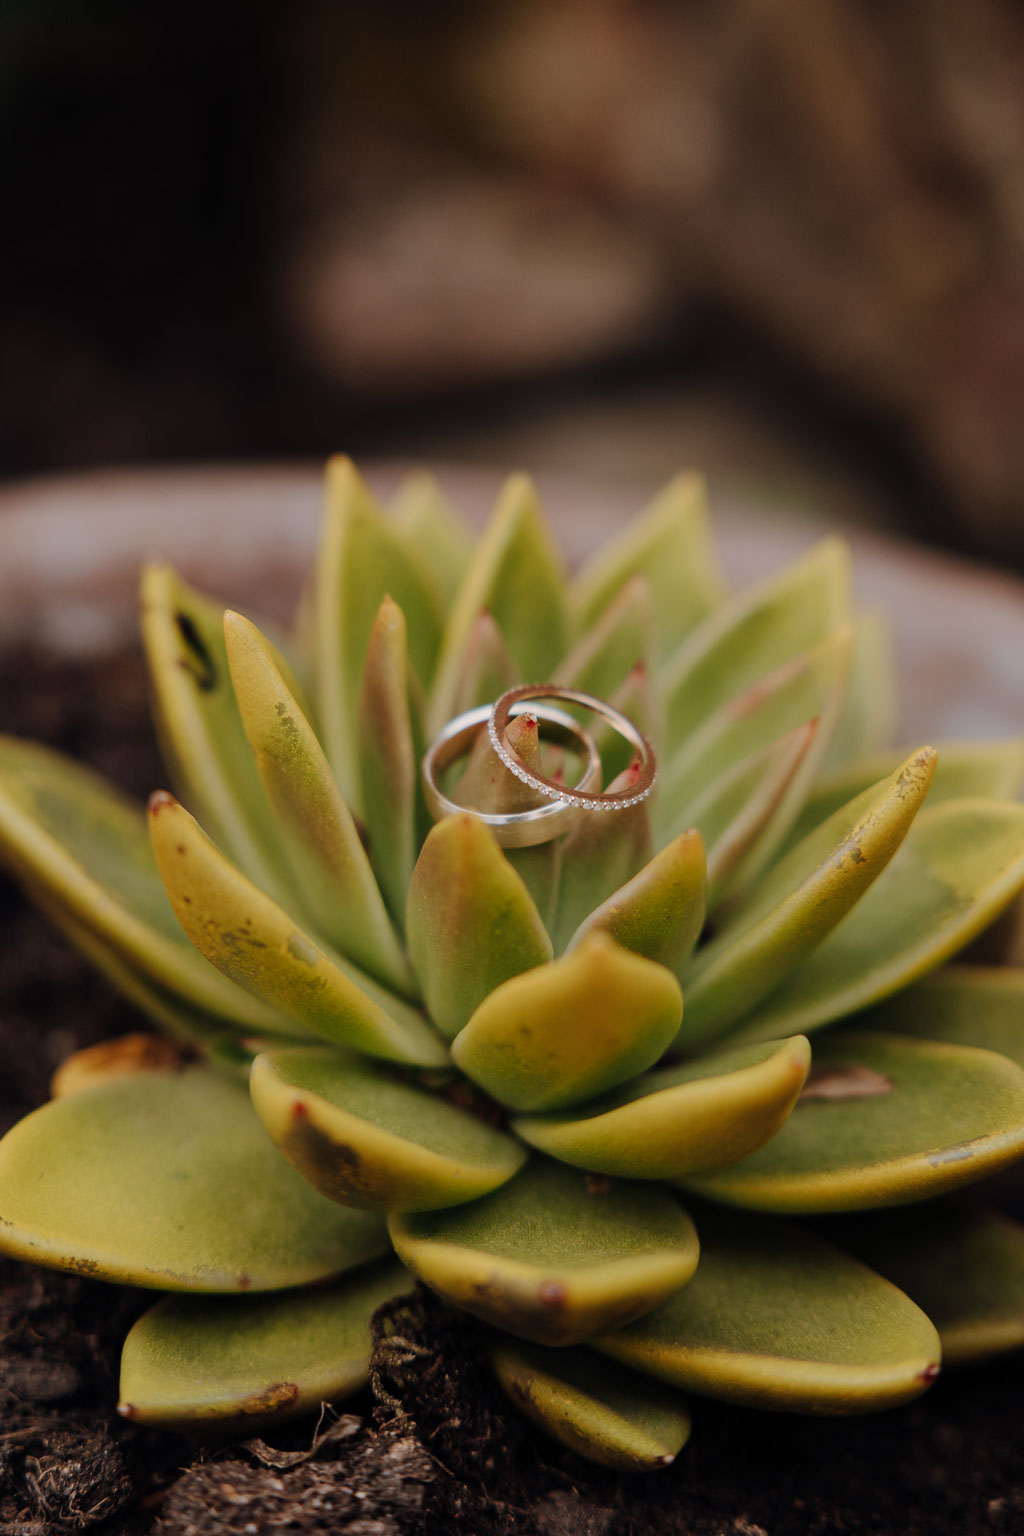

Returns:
488,684,657,811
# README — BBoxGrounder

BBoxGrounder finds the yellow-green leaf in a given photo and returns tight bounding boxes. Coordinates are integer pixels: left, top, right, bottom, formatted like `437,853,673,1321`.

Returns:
659,628,850,860
567,829,706,980
149,793,446,1066
406,814,552,1039
225,609,413,996
0,1068,388,1289
492,1341,690,1471
140,563,295,899
597,1210,940,1413
835,1203,1024,1365
555,575,653,704
687,1029,1024,1212
680,748,937,1050
822,610,897,767
515,1036,810,1179
452,932,682,1112
429,474,567,734
388,1159,699,1346
853,964,1024,1069
250,1046,524,1212
118,1259,410,1431
660,537,850,746
0,738,285,1031
569,472,723,664
734,798,1024,1042
391,469,472,610
315,457,442,808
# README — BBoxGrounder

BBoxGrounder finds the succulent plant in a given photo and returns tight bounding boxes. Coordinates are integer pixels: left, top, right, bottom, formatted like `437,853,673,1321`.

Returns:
3,458,1024,1475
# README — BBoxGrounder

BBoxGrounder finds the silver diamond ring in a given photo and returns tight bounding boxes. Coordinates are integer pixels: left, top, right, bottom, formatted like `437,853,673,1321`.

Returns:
488,684,657,811
421,700,602,848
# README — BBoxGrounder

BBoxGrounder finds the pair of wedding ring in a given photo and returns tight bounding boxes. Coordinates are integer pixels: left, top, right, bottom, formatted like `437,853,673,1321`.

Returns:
421,683,657,848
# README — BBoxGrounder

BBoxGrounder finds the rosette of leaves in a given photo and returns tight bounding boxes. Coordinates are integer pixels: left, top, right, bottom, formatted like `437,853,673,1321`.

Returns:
2,460,1024,1474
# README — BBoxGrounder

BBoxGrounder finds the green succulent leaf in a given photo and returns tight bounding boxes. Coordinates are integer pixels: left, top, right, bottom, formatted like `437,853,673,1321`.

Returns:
225,608,414,997
315,457,443,809
357,596,424,929
852,964,1024,1068
491,1340,690,1471
569,472,723,664
660,536,850,746
597,1209,940,1413
391,469,473,610
406,813,552,1039
429,473,568,733
140,563,297,900
448,609,521,717
657,626,851,843
250,1046,525,1212
686,1029,1024,1212
119,1259,410,1431
149,793,446,1066
451,931,683,1112
783,738,1024,855
680,747,937,1049
734,798,1024,1042
567,828,706,979
0,738,285,1032
514,1036,810,1179
834,1203,1024,1365
548,773,653,956
388,1158,699,1346
691,722,819,907
0,1068,388,1289
822,610,897,768
555,575,653,704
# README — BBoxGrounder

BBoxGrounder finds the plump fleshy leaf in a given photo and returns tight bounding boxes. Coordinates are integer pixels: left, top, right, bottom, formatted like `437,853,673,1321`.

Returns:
50,1033,183,1098
225,609,414,996
119,1259,410,1431
451,932,683,1112
0,1068,388,1289
681,749,937,1049
834,1203,1024,1365
734,798,1024,1042
448,609,521,717
660,537,850,745
692,722,819,907
555,576,653,703
597,1210,940,1412
567,829,706,979
406,813,552,1039
315,457,443,809
657,626,850,843
569,472,723,664
687,1029,1024,1212
140,564,296,900
388,1159,699,1346
149,793,446,1066
783,738,1024,855
492,1341,690,1470
0,738,285,1032
822,611,897,768
357,597,423,930
514,1036,810,1179
853,964,1024,1068
391,469,473,610
250,1046,525,1212
429,474,568,733
548,769,653,955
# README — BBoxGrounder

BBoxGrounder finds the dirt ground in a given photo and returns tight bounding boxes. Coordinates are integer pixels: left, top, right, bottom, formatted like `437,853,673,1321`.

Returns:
1,648,1023,1536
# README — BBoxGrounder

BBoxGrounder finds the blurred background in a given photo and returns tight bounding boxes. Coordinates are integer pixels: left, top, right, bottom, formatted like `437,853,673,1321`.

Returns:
3,0,1024,566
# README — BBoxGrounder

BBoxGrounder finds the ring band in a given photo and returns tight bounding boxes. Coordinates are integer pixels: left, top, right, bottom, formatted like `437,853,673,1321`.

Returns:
422,702,602,849
488,684,657,811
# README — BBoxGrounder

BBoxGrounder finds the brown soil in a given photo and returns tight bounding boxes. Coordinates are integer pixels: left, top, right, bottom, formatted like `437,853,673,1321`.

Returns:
1,648,1023,1536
